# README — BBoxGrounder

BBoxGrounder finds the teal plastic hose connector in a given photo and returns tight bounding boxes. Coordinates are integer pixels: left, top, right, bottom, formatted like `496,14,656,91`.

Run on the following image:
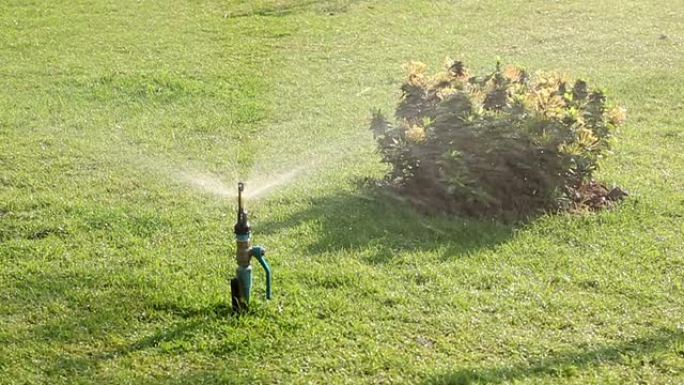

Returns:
250,246,272,300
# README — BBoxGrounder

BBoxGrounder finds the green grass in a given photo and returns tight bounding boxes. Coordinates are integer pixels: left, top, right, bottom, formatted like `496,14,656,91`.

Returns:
1,0,683,384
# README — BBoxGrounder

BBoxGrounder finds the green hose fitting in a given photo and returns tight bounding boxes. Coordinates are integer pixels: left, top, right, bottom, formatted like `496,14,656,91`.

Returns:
250,246,272,300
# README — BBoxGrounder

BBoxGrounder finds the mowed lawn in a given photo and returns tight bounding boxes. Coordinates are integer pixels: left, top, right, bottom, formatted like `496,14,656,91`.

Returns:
1,0,683,384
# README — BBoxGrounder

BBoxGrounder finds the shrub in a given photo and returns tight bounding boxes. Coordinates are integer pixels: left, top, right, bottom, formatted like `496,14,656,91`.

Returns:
370,59,626,217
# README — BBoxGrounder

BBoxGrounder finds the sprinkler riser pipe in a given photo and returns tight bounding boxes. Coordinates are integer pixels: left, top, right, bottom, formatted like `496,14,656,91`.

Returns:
231,183,272,313
236,234,251,266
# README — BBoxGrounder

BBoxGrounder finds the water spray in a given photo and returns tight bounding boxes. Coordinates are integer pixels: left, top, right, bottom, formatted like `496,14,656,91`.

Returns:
231,182,272,313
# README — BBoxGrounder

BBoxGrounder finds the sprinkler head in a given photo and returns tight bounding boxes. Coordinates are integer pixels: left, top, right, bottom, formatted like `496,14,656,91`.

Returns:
230,181,272,313
234,182,251,235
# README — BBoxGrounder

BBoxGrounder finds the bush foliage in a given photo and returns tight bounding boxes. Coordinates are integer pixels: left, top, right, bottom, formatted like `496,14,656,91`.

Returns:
370,59,626,217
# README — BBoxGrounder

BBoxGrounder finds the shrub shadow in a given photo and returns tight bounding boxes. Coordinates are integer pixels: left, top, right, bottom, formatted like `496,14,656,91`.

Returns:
257,187,517,264
227,0,357,18
425,327,684,384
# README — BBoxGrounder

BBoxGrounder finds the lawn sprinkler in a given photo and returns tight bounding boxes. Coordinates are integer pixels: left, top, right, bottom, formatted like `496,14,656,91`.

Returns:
230,182,272,313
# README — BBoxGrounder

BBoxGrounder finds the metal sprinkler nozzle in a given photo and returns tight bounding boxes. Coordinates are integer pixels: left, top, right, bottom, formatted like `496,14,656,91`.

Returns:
230,182,272,313
234,182,250,235
237,181,243,210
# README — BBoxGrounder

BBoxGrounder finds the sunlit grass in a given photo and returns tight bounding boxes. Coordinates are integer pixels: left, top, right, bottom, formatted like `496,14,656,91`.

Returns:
1,1,683,384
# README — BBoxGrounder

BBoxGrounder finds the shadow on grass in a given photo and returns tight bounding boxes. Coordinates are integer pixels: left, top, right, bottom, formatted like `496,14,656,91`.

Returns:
227,0,357,18
258,187,517,264
425,327,684,385
41,301,242,375
80,327,683,384
7,267,243,375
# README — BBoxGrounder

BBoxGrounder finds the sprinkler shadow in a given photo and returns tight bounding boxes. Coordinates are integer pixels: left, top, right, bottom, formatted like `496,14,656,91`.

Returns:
258,187,519,263
423,327,684,384
12,269,240,377
39,300,240,376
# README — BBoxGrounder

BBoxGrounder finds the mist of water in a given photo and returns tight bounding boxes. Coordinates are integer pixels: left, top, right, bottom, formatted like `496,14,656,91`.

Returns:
241,165,308,199
175,170,234,199
171,164,309,201
238,131,374,200
116,127,372,202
